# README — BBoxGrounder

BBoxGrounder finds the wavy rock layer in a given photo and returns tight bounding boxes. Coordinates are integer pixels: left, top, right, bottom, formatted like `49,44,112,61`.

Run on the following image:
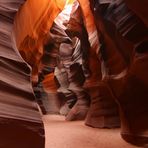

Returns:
89,0,148,146
0,0,45,147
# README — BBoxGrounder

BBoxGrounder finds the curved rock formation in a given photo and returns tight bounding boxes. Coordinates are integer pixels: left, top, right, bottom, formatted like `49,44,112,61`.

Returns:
89,0,148,146
0,0,45,147
13,0,101,116
1,0,148,147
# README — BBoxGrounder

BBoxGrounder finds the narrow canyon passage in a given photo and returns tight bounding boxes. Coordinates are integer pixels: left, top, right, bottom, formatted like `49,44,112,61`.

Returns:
0,0,148,148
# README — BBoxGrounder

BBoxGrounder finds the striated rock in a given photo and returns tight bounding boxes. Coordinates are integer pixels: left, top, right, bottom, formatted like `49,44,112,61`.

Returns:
85,83,120,128
82,0,121,128
46,3,91,120
13,0,101,120
0,0,45,147
124,0,148,27
1,0,147,146
14,0,65,83
89,0,148,146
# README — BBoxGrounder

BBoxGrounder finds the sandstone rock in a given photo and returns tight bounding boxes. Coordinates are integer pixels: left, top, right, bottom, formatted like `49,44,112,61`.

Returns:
0,0,45,147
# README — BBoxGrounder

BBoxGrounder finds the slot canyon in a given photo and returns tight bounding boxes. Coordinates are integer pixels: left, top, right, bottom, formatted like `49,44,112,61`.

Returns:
0,0,148,147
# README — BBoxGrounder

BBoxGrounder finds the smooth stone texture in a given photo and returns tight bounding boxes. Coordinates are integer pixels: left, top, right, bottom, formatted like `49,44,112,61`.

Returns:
43,115,141,148
0,0,45,147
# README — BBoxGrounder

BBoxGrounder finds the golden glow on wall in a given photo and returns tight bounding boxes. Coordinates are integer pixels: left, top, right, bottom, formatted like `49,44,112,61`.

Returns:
14,0,99,83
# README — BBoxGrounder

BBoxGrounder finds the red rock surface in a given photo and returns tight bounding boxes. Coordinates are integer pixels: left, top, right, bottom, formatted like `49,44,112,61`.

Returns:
0,0,148,147
0,0,45,147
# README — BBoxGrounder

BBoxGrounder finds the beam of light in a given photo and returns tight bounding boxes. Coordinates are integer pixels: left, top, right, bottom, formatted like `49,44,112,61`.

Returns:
54,1,78,30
